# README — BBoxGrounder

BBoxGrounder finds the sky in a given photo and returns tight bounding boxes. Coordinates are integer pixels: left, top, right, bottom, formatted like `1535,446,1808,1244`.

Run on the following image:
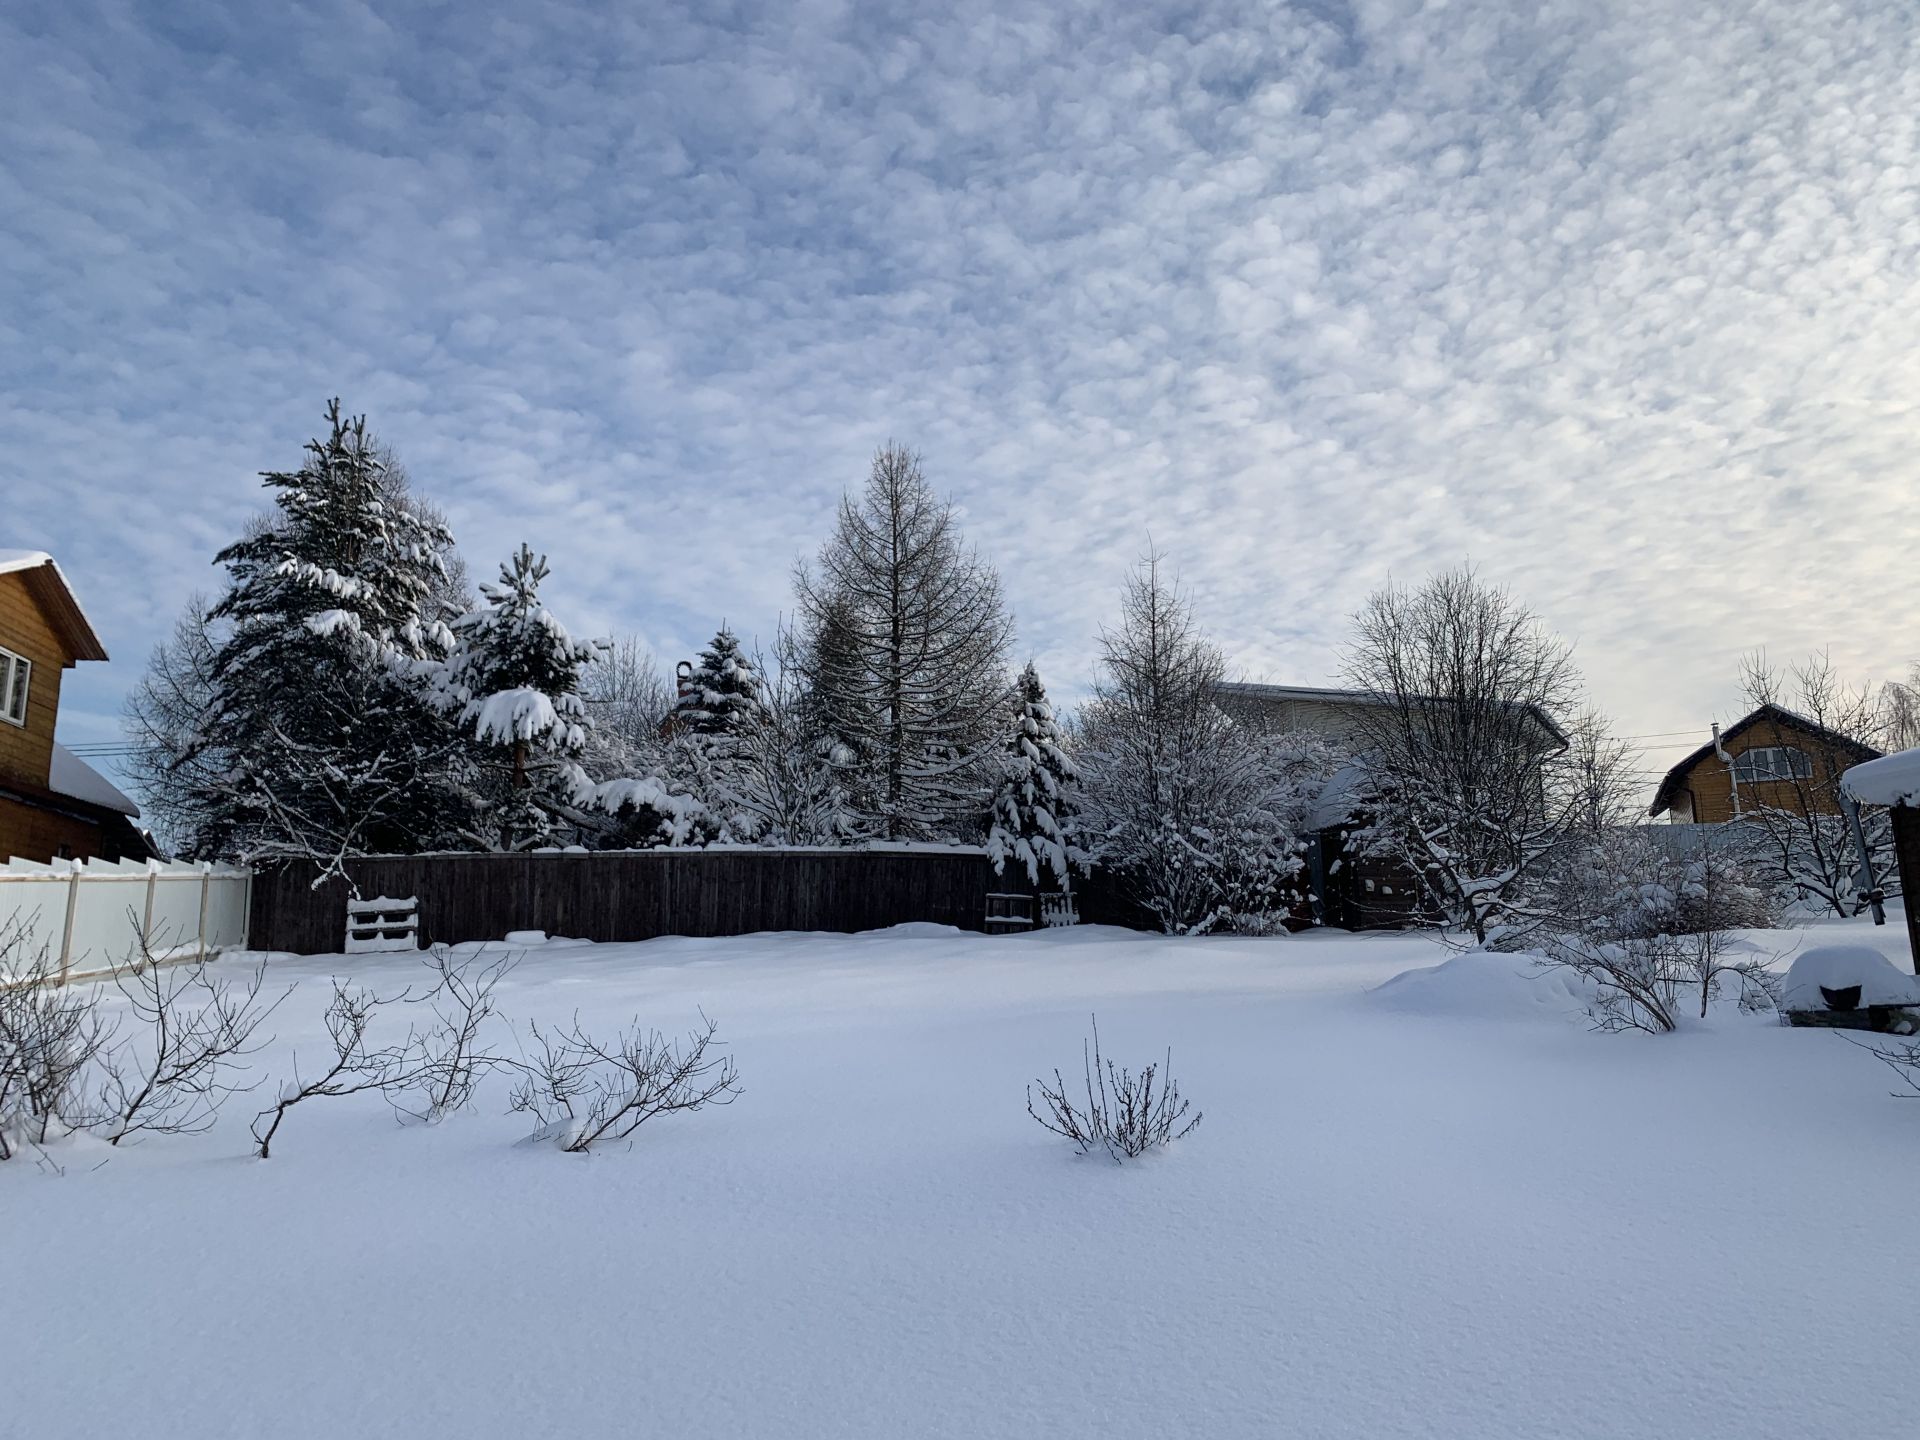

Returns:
5,0,1918,799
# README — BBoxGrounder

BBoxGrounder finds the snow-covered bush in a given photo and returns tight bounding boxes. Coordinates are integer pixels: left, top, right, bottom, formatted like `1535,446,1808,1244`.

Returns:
1027,1015,1200,1162
1535,832,1780,1032
1076,553,1333,933
578,775,719,849
509,1011,740,1153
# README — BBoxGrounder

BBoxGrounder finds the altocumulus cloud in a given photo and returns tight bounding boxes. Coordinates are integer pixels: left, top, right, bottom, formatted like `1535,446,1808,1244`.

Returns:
4,0,1918,784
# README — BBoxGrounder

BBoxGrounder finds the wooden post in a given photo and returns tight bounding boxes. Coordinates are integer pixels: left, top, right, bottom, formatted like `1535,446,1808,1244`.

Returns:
57,863,81,986
197,863,213,962
142,862,159,962
1895,807,1920,975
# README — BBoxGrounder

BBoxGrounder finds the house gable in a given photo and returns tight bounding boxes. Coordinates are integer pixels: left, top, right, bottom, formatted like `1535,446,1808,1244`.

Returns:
1648,703,1880,823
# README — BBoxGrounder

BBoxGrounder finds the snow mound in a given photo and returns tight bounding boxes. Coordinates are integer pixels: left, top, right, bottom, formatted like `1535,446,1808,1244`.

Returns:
1782,945,1920,1012
503,930,550,946
1369,950,1593,1021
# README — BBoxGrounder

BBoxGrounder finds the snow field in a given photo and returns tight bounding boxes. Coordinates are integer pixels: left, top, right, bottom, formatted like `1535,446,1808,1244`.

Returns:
5,919,1919,1440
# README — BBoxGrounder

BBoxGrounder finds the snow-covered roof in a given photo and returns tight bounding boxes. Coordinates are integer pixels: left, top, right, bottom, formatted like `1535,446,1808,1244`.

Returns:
1843,748,1920,809
1213,681,1568,747
48,743,140,817
0,548,55,574
1308,762,1372,831
0,550,108,662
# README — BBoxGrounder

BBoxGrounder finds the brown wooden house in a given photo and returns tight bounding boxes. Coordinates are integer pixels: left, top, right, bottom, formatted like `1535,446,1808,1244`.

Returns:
0,550,150,864
1648,702,1880,825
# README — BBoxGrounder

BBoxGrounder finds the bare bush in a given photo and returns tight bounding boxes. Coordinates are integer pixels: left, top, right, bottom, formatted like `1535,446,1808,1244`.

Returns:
508,1011,740,1153
1027,1015,1200,1161
389,948,518,1123
250,981,413,1158
94,938,287,1145
0,926,113,1161
1857,1037,1920,1097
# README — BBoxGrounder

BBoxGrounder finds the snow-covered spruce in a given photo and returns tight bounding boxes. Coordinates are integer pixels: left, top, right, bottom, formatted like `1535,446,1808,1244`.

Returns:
673,626,764,737
986,662,1082,890
433,545,602,850
187,400,467,866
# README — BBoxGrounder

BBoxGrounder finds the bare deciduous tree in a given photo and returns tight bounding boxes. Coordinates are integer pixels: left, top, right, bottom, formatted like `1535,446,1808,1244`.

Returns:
794,444,1014,840
1027,1015,1200,1162
508,1010,740,1153
580,635,676,779
726,627,856,844
1341,566,1584,945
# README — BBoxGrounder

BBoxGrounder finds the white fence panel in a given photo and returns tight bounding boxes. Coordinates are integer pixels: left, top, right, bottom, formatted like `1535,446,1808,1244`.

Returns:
0,861,71,964
0,859,252,981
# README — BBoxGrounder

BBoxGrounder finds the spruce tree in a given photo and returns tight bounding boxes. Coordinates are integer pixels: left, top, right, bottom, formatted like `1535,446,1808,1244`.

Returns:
436,545,601,850
673,626,763,736
193,400,465,864
987,663,1081,890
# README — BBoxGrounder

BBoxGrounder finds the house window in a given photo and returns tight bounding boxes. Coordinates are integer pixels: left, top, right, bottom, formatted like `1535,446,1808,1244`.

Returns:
0,646,28,727
1731,745,1812,784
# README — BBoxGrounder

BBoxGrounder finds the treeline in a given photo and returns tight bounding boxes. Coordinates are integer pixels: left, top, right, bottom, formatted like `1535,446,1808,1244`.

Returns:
127,403,1100,891
127,398,1905,937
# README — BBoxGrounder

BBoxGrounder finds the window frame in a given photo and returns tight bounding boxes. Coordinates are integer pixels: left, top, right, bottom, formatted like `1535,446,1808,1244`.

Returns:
1731,744,1812,785
0,645,29,728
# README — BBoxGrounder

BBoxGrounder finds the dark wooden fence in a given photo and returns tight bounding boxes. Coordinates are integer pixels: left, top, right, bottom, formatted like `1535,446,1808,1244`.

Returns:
249,847,1005,956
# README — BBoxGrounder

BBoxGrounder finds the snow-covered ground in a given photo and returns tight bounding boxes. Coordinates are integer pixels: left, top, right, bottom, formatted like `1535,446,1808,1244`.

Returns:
7,913,1919,1439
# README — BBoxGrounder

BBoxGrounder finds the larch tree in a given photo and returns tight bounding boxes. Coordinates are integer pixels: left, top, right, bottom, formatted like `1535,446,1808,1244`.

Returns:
986,662,1081,890
187,400,467,868
793,444,1014,841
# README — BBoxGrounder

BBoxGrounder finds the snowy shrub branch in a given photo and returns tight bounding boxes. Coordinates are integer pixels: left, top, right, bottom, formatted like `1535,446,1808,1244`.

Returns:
1027,1015,1200,1162
509,1010,740,1153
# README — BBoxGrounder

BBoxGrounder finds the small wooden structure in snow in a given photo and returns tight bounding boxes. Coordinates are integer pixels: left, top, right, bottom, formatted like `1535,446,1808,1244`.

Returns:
1781,944,1920,1033
1842,749,1920,971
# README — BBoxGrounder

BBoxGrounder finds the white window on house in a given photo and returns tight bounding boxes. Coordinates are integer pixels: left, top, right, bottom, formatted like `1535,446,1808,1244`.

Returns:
0,646,29,727
1731,745,1812,784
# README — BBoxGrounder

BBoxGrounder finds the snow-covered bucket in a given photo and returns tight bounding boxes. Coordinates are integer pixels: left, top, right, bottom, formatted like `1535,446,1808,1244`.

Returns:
1781,945,1920,1033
